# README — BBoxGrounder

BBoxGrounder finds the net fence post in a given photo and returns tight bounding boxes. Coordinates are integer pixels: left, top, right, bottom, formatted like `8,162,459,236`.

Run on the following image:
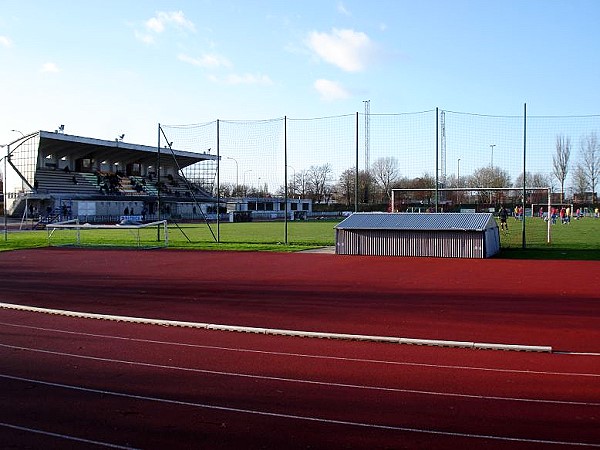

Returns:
157,123,162,242
76,219,80,246
522,103,527,249
355,112,359,213
216,119,220,243
284,116,288,245
547,187,551,244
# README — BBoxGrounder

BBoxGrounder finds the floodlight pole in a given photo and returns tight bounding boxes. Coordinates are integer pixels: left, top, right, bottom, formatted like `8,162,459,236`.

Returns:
435,107,439,212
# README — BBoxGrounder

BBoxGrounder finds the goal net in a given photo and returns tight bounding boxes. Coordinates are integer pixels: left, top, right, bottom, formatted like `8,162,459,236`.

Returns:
47,219,169,249
390,186,552,246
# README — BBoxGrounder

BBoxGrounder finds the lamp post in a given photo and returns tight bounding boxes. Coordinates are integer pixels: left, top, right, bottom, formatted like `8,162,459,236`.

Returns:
226,156,239,192
457,158,460,186
490,144,496,167
11,129,24,137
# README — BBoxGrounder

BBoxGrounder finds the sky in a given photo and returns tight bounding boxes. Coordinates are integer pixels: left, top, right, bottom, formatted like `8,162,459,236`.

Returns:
1,0,600,191
1,0,599,146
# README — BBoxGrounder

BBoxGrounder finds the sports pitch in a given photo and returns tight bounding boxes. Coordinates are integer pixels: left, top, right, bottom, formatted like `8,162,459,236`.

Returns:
1,216,600,259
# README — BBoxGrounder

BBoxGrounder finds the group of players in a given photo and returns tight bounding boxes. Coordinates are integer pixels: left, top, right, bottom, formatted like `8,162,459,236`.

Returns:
498,205,599,231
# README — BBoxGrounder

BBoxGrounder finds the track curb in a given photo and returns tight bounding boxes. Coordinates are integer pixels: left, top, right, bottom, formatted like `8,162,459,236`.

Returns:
0,302,553,353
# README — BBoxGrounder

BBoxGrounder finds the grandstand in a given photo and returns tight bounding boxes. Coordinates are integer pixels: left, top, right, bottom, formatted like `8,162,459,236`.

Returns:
3,130,218,227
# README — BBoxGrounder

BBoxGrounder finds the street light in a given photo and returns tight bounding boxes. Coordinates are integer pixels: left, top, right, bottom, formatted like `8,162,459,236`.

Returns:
11,130,24,137
457,158,461,186
226,156,239,190
490,144,496,167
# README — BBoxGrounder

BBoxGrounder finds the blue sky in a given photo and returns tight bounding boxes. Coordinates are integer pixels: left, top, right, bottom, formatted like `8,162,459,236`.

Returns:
1,0,599,187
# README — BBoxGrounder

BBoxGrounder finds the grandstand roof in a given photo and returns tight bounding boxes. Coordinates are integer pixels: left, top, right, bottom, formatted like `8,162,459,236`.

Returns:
36,130,217,168
335,212,497,231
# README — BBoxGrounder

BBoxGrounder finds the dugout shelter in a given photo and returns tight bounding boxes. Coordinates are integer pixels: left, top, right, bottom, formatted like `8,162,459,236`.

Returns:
335,212,500,258
3,130,218,226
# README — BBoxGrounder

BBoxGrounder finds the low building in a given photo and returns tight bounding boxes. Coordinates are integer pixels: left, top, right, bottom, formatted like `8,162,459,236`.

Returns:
335,212,500,258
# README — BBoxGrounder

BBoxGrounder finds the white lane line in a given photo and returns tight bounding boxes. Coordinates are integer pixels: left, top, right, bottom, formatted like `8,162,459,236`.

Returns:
1,343,598,407
0,302,553,352
1,321,598,378
0,421,140,449
2,374,599,448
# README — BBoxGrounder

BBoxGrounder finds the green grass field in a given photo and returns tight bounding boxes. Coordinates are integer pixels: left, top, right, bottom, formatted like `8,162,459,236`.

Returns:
1,217,599,259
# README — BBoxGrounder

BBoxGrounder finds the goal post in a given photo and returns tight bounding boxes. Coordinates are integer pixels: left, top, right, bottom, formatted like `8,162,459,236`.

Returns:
47,219,169,248
390,187,552,245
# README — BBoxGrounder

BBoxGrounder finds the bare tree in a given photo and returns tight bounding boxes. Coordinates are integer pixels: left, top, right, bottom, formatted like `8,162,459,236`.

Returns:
468,166,512,203
370,156,400,201
406,172,436,204
335,168,355,206
306,164,333,203
513,172,551,188
553,135,571,203
295,170,309,198
571,165,589,201
580,132,600,202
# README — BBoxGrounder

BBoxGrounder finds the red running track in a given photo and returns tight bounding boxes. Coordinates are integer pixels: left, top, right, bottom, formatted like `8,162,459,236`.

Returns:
0,248,599,448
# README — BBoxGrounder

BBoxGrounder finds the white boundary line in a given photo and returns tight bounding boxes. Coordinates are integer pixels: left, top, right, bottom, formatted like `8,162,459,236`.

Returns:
0,302,552,353
2,374,599,448
0,421,139,449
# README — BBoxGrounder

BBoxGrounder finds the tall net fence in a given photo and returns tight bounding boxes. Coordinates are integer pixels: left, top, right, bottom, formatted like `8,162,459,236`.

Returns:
159,108,600,248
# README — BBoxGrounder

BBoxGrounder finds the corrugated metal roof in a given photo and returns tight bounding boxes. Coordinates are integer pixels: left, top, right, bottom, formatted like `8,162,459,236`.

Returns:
335,212,497,231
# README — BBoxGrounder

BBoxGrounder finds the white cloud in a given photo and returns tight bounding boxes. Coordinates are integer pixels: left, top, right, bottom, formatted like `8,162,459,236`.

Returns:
314,79,351,102
307,28,377,72
208,73,273,86
337,2,351,16
145,11,195,33
178,53,232,69
0,36,12,48
136,10,195,43
41,62,60,73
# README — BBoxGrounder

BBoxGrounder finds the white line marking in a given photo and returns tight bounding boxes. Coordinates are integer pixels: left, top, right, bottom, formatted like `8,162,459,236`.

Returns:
1,342,598,407
1,374,598,448
1,321,598,378
0,421,140,449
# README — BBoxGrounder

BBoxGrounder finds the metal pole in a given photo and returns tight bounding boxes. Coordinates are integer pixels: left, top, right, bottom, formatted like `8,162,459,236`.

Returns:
226,157,239,189
355,112,359,213
216,119,220,242
157,124,161,241
284,116,288,244
547,187,551,244
435,107,439,212
522,103,527,249
3,144,7,241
